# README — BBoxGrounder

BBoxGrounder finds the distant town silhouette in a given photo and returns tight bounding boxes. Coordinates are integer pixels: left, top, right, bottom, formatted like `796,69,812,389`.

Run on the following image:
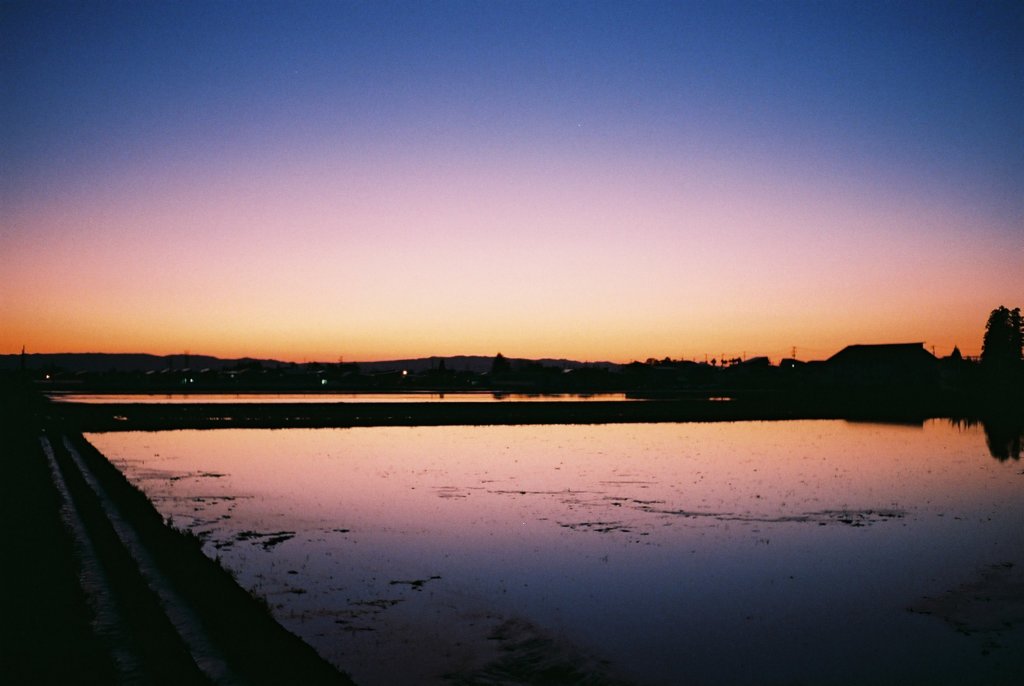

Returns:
6,306,1021,396
3,306,1020,460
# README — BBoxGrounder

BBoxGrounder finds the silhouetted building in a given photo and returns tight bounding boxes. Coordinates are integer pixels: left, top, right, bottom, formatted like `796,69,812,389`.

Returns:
938,344,976,390
826,343,938,387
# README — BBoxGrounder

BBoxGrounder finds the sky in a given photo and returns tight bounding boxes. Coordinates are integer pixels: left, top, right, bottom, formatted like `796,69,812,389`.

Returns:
2,0,1022,363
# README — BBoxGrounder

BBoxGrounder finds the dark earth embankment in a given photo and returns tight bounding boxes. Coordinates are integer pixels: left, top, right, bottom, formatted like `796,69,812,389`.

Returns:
1,380,354,685
51,392,966,432
1,383,119,683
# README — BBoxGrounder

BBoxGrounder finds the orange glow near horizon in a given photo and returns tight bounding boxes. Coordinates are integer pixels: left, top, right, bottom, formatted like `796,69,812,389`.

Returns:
1,153,1014,364
3,5,1021,365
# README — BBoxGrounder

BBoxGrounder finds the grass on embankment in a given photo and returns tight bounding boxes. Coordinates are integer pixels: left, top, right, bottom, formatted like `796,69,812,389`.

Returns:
0,380,118,683
1,379,355,685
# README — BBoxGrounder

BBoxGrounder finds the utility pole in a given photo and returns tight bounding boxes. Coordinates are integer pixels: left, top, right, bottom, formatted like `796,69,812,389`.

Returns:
791,346,797,359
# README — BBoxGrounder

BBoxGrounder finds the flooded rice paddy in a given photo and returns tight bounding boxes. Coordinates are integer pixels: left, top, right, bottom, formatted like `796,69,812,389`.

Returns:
87,420,1024,685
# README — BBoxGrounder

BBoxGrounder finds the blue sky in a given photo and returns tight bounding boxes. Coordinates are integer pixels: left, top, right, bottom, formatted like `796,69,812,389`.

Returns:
6,2,1019,200
2,1,1022,360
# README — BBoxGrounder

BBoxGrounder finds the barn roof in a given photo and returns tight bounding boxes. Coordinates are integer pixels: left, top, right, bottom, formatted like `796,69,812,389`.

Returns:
827,343,936,365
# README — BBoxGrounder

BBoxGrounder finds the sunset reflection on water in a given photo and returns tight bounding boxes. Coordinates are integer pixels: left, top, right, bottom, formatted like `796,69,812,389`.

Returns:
88,420,1024,685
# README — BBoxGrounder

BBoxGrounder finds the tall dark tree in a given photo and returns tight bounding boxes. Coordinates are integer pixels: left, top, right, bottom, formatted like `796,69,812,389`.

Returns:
981,306,1023,369
491,352,510,375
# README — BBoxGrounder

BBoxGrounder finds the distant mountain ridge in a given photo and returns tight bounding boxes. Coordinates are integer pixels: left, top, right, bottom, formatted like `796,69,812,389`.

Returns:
0,352,622,374
359,356,622,373
0,353,277,373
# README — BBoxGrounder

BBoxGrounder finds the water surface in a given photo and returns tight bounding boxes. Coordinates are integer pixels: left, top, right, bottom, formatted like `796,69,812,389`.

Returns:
88,420,1024,685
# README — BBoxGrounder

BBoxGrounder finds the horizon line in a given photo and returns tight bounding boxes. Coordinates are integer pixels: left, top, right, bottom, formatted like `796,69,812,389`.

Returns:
6,342,980,367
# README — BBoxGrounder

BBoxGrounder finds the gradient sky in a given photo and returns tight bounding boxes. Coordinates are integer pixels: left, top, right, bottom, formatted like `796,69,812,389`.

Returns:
2,1,1022,362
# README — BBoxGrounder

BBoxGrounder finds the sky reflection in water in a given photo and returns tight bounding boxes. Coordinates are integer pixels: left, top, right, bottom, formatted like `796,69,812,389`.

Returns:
87,420,1024,685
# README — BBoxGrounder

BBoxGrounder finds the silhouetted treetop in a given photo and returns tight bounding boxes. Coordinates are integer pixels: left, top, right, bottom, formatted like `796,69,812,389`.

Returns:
981,306,1023,369
491,353,510,375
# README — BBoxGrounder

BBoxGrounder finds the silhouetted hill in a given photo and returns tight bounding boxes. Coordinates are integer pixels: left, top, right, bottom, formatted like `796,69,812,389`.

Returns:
355,356,621,374
0,353,280,373
0,352,621,374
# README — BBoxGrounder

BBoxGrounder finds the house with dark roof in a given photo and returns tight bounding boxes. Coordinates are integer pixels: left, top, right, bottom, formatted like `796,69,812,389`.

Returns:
826,343,938,387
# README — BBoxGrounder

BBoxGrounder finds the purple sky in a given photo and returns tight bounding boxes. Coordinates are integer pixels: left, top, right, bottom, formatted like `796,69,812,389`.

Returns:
2,1,1021,361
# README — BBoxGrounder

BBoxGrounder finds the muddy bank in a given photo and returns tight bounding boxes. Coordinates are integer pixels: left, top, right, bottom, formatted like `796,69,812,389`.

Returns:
2,380,353,684
1,385,118,683
910,562,1024,636
53,396,951,432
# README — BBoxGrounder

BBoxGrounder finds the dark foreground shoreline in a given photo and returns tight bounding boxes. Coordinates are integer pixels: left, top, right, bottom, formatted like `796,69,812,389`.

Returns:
51,391,1021,432
1,382,354,685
